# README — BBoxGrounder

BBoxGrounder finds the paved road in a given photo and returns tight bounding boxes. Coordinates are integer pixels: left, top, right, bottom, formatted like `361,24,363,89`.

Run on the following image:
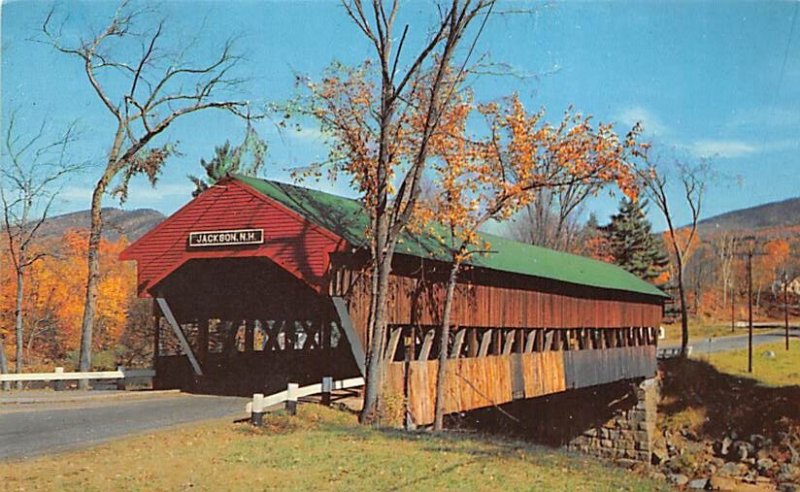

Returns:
661,329,798,355
0,393,249,461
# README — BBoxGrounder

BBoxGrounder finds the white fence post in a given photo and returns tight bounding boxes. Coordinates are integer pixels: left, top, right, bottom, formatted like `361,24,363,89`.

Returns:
54,367,65,391
286,382,299,415
116,366,126,391
251,393,265,426
322,376,332,406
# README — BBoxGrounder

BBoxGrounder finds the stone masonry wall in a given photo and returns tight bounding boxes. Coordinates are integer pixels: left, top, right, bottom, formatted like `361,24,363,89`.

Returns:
457,377,659,464
566,378,659,462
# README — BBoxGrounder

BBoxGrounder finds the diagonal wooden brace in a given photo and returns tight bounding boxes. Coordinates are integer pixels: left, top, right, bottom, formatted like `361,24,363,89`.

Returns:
156,297,203,376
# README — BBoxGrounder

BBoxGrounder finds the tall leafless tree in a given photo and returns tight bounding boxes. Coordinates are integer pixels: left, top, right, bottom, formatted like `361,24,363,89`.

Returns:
510,185,592,253
715,234,738,308
339,0,496,423
42,1,252,386
638,159,709,357
1,112,83,389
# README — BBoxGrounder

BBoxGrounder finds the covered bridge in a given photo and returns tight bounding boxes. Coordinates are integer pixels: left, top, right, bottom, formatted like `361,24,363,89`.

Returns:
121,175,667,425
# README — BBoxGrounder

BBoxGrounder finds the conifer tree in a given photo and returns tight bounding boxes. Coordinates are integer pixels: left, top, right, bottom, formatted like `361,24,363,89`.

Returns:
189,124,267,197
607,199,669,283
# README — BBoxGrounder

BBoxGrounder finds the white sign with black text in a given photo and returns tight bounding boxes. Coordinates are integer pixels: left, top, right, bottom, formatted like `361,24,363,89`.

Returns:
188,228,264,248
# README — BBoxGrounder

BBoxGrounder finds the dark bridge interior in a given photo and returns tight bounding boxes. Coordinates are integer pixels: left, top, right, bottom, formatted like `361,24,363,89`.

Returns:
153,257,360,396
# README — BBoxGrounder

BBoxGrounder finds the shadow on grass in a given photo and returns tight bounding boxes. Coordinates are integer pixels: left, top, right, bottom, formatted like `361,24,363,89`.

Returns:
659,358,800,440
369,427,569,491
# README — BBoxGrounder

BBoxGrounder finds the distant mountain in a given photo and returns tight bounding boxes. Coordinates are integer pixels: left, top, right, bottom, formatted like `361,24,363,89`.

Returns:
38,208,165,241
697,197,800,233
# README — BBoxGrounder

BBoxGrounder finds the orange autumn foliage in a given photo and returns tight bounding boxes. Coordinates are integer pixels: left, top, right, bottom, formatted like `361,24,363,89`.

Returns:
415,93,644,263
0,229,135,361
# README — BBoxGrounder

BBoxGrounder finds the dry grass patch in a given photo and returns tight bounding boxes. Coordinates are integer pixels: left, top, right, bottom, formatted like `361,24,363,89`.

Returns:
2,405,668,491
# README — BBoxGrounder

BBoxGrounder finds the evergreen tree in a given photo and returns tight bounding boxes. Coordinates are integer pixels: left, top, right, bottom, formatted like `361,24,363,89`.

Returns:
607,199,669,284
189,124,267,197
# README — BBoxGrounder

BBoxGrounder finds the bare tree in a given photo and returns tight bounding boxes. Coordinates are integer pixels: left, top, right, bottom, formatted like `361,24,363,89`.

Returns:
715,234,738,308
335,0,497,423
42,1,251,385
0,112,83,389
509,185,591,252
638,159,709,357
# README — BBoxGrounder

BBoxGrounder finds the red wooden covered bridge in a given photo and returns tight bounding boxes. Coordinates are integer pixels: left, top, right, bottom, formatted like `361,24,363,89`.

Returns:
121,175,667,426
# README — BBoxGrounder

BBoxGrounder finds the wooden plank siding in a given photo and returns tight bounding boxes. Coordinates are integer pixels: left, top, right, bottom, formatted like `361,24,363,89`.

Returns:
384,345,656,426
330,260,663,349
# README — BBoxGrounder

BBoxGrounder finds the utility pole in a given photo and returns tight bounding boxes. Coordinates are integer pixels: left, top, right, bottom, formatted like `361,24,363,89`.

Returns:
785,271,790,351
747,247,753,373
731,283,736,333
736,236,764,374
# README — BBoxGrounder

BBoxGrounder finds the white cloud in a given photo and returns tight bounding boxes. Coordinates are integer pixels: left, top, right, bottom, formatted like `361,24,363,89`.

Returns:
121,182,195,201
728,107,800,129
688,139,758,159
56,181,195,211
58,186,93,203
616,106,668,136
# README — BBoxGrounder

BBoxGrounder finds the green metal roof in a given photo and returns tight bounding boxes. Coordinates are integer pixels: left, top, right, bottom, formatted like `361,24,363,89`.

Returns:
233,174,668,298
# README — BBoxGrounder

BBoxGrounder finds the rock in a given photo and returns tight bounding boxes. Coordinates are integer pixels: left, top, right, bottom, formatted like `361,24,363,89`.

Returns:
710,457,726,468
667,473,689,486
734,441,755,462
762,350,776,358
719,436,733,456
788,444,800,465
749,434,766,448
718,461,747,477
756,457,775,475
652,448,668,466
778,463,799,482
701,462,718,476
687,478,709,489
708,476,739,491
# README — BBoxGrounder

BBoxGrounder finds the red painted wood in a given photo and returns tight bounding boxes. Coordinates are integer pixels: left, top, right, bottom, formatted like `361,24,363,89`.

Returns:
120,180,346,296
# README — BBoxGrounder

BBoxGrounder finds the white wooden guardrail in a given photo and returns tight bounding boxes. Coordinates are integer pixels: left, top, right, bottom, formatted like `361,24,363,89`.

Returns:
656,346,693,359
247,376,364,425
0,366,155,390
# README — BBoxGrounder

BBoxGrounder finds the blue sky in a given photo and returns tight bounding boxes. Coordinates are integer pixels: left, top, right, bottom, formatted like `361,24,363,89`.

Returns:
2,0,798,231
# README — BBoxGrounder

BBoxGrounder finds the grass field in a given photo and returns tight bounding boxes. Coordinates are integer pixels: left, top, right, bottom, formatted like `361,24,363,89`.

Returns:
1,405,668,491
694,338,800,387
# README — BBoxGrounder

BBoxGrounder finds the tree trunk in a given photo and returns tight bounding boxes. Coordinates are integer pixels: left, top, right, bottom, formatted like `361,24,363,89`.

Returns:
0,335,9,391
433,260,461,431
77,179,108,388
14,261,25,390
676,256,690,358
360,252,393,423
